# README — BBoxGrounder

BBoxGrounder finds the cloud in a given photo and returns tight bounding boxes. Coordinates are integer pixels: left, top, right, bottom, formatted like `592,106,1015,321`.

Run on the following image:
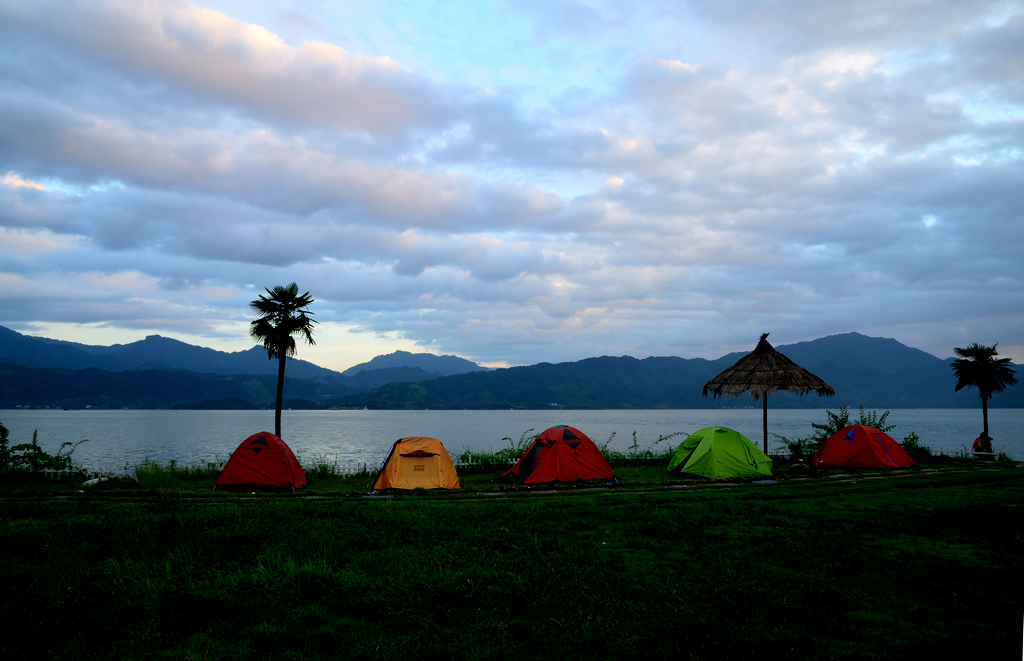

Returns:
1,0,455,136
687,0,1003,54
2,172,46,190
0,0,1021,368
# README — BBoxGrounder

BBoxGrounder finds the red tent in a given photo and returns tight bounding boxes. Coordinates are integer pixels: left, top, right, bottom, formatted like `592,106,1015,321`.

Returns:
811,424,916,469
502,425,615,484
215,431,307,491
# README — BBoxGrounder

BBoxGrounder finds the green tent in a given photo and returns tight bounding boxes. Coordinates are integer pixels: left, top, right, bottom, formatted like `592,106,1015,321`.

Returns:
667,426,774,479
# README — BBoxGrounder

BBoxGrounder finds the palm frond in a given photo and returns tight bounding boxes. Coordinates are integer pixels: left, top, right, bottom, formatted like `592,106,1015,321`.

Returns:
249,283,317,359
951,342,1018,398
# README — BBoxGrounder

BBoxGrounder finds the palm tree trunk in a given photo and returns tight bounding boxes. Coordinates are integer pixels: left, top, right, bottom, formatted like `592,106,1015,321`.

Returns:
275,351,286,438
981,393,989,439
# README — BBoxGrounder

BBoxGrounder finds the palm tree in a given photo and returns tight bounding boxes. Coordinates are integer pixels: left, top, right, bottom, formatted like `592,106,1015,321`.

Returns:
250,283,317,438
951,343,1018,439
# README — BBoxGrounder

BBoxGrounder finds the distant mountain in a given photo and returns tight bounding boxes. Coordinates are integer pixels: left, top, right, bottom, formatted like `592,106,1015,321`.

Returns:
2,329,1019,410
1,326,135,371
345,366,446,389
768,333,969,408
330,333,1022,410
0,360,457,410
342,350,489,377
0,362,329,409
331,355,727,410
0,326,469,408
2,326,340,379
2,327,491,383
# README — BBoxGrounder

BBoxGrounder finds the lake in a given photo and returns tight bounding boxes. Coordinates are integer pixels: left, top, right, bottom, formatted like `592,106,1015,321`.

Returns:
1,408,1021,472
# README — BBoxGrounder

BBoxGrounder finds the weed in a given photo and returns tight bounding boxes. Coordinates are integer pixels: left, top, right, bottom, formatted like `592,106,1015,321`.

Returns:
603,430,684,466
498,428,536,463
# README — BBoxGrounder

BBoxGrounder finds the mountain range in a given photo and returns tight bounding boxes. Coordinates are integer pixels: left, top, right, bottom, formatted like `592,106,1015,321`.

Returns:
332,332,1022,410
0,326,486,408
0,326,1019,410
1,326,484,380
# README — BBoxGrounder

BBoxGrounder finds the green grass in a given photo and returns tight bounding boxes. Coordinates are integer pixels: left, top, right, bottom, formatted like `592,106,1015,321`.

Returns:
0,468,1021,660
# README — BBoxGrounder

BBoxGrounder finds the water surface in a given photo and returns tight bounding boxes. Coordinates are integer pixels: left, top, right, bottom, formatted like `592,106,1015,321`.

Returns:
2,408,1020,472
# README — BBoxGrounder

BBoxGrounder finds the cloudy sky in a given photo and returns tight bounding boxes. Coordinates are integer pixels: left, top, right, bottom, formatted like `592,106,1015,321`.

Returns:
1,0,1022,371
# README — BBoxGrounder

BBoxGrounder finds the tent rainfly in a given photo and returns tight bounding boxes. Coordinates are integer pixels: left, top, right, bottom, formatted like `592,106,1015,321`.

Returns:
215,431,307,491
502,425,615,484
373,436,461,490
667,426,774,479
811,424,916,468
703,333,835,453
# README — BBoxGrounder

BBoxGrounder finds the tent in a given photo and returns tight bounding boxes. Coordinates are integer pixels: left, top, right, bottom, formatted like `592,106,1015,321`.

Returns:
666,426,773,479
215,431,307,491
373,436,461,490
502,425,615,484
811,424,916,468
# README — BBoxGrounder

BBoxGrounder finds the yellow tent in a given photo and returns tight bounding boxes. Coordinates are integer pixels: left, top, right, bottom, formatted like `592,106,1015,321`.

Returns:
373,436,461,490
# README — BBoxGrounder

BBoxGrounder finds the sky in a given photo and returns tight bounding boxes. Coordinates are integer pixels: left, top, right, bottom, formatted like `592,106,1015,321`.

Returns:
1,0,1022,372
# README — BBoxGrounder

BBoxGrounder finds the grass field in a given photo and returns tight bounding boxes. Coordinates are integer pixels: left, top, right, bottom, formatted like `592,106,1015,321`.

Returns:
1,465,1022,660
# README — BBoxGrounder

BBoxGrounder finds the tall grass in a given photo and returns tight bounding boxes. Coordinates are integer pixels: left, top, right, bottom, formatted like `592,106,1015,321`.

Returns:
131,458,224,489
599,429,685,465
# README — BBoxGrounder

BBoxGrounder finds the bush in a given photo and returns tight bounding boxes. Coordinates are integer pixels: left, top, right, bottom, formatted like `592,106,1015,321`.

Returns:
0,423,88,473
774,405,897,461
901,432,933,462
0,421,8,471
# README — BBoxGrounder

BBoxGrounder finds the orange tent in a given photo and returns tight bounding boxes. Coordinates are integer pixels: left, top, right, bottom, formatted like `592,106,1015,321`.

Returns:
215,431,307,491
811,424,916,468
502,425,615,484
373,436,461,490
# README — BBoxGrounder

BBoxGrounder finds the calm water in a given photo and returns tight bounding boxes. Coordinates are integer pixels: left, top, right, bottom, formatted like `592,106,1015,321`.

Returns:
2,408,1021,472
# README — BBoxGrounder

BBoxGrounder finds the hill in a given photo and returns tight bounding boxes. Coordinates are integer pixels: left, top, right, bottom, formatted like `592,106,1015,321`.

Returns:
0,326,480,407
0,362,330,409
2,326,488,384
330,333,1023,410
341,350,489,377
1,330,1019,409
2,326,340,379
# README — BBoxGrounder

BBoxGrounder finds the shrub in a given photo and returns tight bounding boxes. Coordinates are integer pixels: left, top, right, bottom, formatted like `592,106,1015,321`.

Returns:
774,405,895,461
0,424,88,472
0,421,8,470
901,432,933,462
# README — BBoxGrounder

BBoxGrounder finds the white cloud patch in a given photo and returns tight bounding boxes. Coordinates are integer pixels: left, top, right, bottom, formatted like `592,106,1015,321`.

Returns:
1,0,454,136
2,172,46,190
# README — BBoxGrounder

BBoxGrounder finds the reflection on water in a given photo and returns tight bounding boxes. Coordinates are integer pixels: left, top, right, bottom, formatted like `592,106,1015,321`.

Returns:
1,408,1021,472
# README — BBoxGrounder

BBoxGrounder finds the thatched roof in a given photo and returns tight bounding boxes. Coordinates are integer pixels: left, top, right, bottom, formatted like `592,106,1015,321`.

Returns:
703,333,835,401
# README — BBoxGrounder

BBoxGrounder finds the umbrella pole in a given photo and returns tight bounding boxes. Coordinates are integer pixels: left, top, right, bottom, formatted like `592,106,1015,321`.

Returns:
762,393,769,454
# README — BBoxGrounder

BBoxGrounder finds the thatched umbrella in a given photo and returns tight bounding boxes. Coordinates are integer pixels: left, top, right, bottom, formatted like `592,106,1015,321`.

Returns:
703,333,835,454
